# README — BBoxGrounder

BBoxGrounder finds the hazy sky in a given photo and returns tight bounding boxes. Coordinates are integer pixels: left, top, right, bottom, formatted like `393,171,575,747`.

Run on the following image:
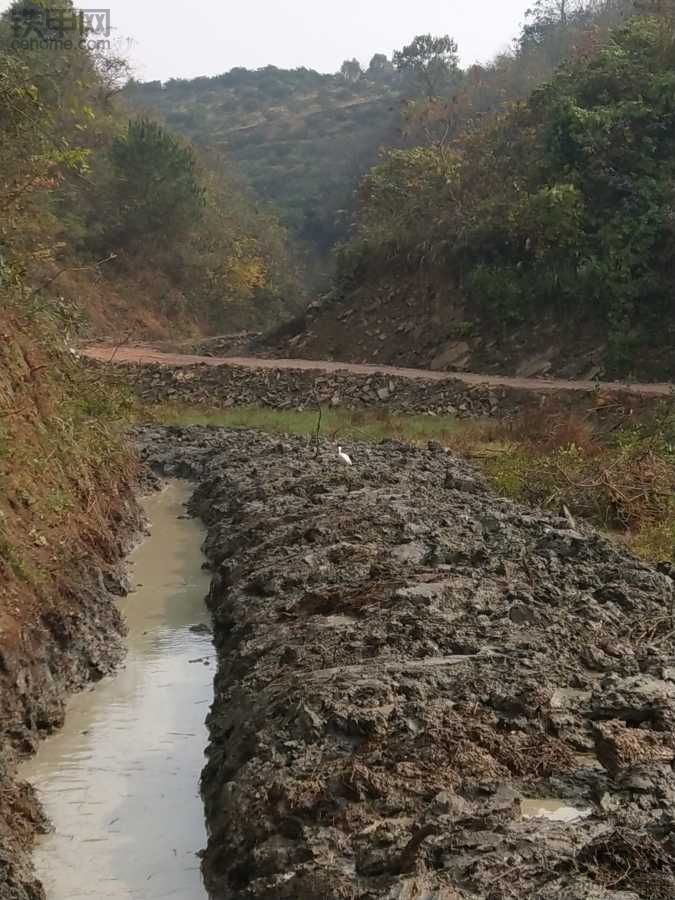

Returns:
1,0,536,82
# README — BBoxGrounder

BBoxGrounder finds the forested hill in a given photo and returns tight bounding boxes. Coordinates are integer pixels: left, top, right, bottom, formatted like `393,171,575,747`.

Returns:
270,2,675,381
124,7,632,278
0,0,305,338
124,63,404,264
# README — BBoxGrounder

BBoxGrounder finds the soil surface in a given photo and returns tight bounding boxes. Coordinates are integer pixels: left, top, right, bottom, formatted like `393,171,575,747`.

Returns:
252,281,675,383
83,345,675,398
139,425,675,900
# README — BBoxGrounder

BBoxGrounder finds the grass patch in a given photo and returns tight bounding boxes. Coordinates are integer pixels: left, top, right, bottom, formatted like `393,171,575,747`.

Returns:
629,521,675,564
0,424,9,459
0,529,40,586
480,407,675,564
146,402,486,447
0,295,139,610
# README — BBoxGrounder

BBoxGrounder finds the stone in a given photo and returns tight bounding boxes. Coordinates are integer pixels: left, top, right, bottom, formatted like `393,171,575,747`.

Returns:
430,341,472,372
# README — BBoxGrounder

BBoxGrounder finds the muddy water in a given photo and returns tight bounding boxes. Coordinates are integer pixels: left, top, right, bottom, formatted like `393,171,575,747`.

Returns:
521,799,592,823
21,482,213,900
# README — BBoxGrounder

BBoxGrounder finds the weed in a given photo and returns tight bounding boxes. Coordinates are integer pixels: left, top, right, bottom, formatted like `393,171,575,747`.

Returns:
45,488,72,516
628,522,675,564
146,403,479,446
0,424,9,459
0,532,37,585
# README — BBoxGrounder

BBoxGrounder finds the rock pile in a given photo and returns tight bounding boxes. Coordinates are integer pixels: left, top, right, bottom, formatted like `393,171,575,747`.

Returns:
127,363,534,417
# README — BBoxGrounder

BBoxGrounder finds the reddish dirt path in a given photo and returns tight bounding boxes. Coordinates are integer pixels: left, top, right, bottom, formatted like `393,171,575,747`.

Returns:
82,344,675,397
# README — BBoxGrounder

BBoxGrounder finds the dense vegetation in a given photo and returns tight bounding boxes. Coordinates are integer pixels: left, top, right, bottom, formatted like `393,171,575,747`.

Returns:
337,2,675,378
0,0,303,335
124,62,405,270
3,0,675,372
124,2,634,280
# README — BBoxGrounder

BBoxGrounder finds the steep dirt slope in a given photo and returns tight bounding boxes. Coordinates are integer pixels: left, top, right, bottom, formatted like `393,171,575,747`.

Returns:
0,307,141,898
262,278,664,381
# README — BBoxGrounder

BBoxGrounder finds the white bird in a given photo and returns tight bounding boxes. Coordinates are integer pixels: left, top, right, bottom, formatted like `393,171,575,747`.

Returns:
337,445,353,466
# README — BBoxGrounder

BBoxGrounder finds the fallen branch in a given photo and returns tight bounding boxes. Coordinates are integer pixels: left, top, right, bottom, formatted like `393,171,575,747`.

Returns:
0,405,31,419
107,332,132,365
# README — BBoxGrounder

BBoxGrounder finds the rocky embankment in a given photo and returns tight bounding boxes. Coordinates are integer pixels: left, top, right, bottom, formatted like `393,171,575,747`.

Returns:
257,286,674,382
127,362,545,418
140,425,675,899
190,332,266,358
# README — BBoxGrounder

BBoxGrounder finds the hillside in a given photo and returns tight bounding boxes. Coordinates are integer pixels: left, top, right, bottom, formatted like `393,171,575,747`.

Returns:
124,4,635,287
0,1,305,341
0,285,146,900
273,10,675,381
124,64,404,269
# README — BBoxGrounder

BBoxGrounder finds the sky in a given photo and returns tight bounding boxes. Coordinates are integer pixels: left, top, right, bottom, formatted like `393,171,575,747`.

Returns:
0,0,536,82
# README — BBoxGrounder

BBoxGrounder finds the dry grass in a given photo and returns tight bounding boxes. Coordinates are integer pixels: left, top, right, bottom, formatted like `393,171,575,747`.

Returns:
0,300,138,606
146,401,485,447
481,404,675,563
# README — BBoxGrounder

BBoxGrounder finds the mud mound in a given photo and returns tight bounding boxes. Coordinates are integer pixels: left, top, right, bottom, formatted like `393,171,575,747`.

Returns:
139,426,675,899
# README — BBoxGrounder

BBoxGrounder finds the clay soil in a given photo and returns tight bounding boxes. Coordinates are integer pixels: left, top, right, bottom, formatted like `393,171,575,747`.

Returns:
139,425,675,900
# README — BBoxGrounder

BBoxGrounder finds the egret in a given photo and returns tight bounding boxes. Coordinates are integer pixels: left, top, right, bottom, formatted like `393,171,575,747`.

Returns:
337,446,353,466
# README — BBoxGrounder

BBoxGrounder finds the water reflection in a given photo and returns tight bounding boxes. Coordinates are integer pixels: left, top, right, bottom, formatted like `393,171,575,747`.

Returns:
21,482,213,900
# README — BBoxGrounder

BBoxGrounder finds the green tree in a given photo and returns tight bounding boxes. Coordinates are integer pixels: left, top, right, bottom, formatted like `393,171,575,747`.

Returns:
108,118,205,248
393,34,460,99
342,16,675,376
340,58,363,82
344,145,458,271
367,53,394,80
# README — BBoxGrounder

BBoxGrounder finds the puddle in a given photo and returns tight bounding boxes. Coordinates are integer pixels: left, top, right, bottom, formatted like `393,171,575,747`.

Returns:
317,615,357,627
521,799,592,823
21,482,213,900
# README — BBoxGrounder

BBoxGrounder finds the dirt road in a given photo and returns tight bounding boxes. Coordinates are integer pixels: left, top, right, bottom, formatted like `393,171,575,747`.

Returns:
83,344,674,397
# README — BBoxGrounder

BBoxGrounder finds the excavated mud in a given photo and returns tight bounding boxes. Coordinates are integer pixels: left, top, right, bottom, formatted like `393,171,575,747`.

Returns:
139,426,675,900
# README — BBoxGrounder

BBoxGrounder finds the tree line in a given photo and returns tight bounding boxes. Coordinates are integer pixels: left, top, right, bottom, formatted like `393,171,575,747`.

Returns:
0,0,303,331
